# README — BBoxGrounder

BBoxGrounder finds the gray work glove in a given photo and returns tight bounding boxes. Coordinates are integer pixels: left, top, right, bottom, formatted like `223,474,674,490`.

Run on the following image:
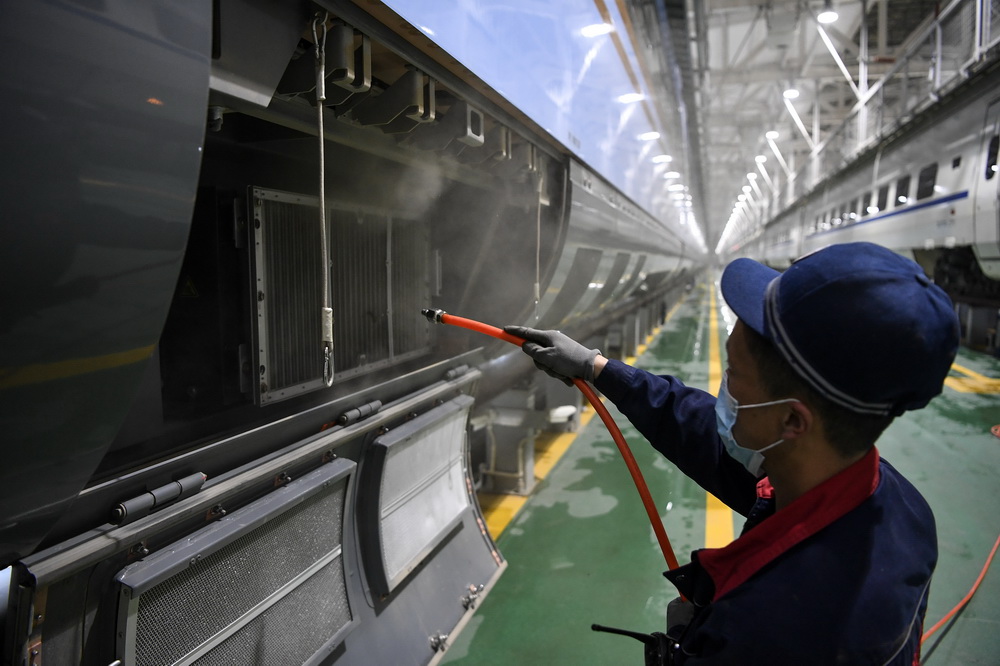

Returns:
503,326,600,386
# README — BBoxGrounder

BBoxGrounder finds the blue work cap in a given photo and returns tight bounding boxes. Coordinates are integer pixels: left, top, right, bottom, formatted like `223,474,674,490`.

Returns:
721,242,960,416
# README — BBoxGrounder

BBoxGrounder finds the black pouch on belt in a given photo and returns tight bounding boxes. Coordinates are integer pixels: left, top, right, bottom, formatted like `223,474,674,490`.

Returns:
666,596,695,643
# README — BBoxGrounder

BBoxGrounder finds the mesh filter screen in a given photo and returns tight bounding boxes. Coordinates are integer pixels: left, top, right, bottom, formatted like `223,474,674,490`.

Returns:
191,559,351,666
130,477,349,666
379,406,469,584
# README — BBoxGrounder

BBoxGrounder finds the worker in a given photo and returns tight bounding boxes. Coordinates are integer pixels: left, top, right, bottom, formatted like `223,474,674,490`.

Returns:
505,242,959,665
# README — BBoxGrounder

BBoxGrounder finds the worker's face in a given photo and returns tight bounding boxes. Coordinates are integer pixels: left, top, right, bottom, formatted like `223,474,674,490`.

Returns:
724,321,787,451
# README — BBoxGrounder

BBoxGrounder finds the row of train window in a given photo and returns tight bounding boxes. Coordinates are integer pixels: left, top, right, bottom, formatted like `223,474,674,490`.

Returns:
811,163,939,233
808,134,1000,234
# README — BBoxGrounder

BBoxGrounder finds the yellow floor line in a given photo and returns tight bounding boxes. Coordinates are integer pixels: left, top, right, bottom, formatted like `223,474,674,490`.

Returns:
945,363,1000,393
479,494,528,537
534,430,578,479
706,282,735,548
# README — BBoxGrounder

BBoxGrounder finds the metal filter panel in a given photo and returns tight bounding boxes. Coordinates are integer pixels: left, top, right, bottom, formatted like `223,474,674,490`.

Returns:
329,208,430,380
253,188,325,403
360,394,474,596
253,188,431,401
116,460,355,666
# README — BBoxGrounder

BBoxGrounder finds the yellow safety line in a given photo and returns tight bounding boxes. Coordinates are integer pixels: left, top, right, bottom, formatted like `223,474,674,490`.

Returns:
0,344,156,390
945,362,1000,393
706,282,735,548
534,431,578,479
479,493,529,537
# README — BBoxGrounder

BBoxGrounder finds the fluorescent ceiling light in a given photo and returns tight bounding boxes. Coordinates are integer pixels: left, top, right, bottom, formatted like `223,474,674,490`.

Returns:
652,154,672,163
755,155,767,163
581,23,614,37
663,171,680,178
639,131,661,141
783,88,800,99
617,92,645,103
817,0,838,25
766,130,780,139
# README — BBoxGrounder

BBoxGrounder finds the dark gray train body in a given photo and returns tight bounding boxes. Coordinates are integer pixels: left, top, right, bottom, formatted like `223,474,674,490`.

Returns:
0,2,703,664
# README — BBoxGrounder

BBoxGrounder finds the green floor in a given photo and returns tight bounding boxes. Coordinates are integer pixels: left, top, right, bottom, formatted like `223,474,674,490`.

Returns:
443,285,1000,665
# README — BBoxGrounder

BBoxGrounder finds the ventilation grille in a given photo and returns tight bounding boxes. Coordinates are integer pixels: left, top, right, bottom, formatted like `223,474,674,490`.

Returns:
117,462,354,666
252,188,430,402
329,208,430,380
379,408,469,583
253,189,325,403
360,395,473,596
191,560,350,666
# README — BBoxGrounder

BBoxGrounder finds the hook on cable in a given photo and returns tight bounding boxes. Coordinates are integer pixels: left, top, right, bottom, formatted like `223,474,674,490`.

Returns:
312,12,330,103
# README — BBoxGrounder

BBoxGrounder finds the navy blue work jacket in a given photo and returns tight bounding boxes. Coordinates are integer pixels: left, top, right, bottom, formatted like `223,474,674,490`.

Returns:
594,359,936,665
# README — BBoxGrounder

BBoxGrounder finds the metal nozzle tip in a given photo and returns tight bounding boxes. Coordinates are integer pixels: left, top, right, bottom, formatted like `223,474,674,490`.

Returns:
421,308,445,323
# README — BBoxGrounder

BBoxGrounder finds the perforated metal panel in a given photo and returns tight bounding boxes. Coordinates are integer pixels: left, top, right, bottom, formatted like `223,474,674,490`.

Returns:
116,460,356,666
359,394,474,596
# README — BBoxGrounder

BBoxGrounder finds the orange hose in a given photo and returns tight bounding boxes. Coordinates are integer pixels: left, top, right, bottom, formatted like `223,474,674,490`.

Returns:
435,313,528,347
437,311,681,571
921,531,1000,644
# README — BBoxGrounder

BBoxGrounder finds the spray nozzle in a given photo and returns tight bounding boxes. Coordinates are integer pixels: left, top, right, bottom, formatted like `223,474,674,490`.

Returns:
421,308,446,323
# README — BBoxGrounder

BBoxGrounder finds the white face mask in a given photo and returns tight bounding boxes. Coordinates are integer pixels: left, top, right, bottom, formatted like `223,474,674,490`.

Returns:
715,372,799,478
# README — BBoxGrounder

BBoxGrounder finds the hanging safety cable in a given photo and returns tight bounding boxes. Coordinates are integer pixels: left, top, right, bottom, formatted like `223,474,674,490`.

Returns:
313,13,334,386
421,308,680,571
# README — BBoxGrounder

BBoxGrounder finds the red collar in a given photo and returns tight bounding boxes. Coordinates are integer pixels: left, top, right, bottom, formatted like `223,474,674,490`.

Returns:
697,447,881,601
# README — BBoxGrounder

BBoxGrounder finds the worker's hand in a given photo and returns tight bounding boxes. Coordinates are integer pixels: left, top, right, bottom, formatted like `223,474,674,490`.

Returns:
503,326,600,385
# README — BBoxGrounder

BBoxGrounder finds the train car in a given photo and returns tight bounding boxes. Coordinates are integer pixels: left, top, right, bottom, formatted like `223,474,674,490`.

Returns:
727,63,1000,339
0,1,705,664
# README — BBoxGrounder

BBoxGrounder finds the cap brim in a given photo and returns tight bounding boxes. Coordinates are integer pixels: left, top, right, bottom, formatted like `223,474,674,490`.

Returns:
720,258,780,338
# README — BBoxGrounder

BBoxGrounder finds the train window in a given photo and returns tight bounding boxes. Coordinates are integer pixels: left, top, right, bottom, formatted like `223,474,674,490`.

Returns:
836,203,847,226
986,135,999,180
860,191,872,217
877,184,889,212
915,163,938,200
895,174,911,206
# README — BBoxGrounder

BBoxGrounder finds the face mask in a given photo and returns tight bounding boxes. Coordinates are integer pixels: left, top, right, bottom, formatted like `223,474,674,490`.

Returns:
715,372,799,478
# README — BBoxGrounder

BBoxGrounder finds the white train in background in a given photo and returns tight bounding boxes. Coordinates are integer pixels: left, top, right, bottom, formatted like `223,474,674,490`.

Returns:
733,67,1000,348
